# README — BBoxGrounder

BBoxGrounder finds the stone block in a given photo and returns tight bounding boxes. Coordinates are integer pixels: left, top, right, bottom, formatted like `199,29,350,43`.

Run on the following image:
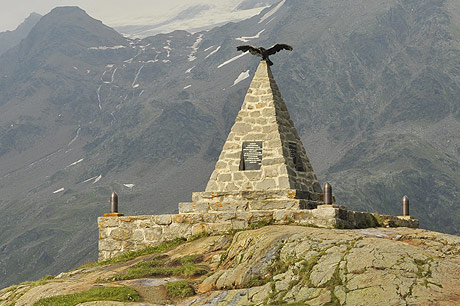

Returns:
181,213,204,223
137,218,156,229
231,220,248,230
98,251,111,261
172,214,185,223
214,161,227,169
214,212,236,221
163,223,192,240
223,152,241,159
209,201,248,211
144,226,163,241
223,142,240,150
132,229,145,243
255,179,277,190
179,202,208,213
232,122,252,133
292,210,314,221
98,217,119,228
235,212,252,221
262,158,285,166
208,222,233,233
224,182,239,191
242,181,255,190
250,211,274,223
99,229,110,240
192,224,209,235
202,213,217,223
110,228,132,241
249,200,299,210
255,118,268,125
99,239,122,252
263,165,279,178
155,214,172,225
244,171,262,181
233,172,244,181
312,205,338,220
245,94,260,102
273,210,294,223
217,173,232,182
242,133,267,140
121,240,135,251
192,192,205,202
262,125,277,133
278,176,292,189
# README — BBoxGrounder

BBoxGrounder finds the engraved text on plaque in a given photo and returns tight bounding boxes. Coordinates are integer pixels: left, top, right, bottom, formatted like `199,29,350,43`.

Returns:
242,141,263,170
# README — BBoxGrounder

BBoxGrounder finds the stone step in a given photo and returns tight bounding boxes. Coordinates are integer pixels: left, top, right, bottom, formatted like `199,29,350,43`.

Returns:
178,199,321,214
192,189,322,202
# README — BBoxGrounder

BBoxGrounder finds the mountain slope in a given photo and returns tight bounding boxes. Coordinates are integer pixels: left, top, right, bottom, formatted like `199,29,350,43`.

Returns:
0,13,41,56
0,0,460,289
1,226,460,305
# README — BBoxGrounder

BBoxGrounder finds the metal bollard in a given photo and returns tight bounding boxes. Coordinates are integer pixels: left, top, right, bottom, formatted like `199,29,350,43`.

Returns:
110,192,119,213
402,195,409,216
324,183,332,205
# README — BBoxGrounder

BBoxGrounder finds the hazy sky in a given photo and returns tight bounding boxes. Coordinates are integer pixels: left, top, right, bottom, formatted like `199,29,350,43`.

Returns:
0,0,196,31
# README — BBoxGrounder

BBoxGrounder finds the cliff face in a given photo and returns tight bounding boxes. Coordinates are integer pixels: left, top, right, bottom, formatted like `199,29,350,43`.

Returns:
1,225,459,305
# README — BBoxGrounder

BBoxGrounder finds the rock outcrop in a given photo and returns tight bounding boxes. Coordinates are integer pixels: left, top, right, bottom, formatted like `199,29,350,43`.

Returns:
2,225,459,305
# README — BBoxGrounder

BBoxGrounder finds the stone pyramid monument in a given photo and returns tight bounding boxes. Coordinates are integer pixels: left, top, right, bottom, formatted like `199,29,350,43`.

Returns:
181,60,324,213
206,61,321,193
98,60,419,261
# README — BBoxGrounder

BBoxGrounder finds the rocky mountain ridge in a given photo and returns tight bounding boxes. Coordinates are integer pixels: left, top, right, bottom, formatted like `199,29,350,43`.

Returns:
1,225,459,305
0,13,41,56
0,0,460,289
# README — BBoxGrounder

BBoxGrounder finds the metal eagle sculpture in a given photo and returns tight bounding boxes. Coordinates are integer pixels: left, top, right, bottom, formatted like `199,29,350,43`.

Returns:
236,44,293,66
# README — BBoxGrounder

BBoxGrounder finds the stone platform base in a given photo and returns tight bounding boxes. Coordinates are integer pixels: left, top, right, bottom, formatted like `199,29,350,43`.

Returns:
180,189,323,213
98,203,418,261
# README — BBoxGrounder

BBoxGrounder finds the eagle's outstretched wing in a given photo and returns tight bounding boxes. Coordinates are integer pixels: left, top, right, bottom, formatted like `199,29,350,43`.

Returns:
266,44,293,56
237,45,262,56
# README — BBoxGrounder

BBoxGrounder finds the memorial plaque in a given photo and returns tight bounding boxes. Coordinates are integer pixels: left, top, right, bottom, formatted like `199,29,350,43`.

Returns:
242,141,263,170
289,142,305,171
289,142,297,165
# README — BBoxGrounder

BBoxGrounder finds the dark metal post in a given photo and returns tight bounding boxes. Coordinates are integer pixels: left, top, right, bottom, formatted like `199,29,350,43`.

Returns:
324,183,332,205
402,196,409,216
110,192,119,213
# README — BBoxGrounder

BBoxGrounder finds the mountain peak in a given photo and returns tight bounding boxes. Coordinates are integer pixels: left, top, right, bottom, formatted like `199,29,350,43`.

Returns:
15,6,127,58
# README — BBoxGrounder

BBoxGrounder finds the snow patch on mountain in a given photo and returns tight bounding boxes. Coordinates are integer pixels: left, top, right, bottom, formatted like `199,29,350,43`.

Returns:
53,188,64,194
217,52,249,68
235,29,265,42
205,46,221,59
67,127,81,146
259,0,286,23
113,1,275,38
66,158,84,168
89,45,126,50
132,65,144,88
188,34,203,62
232,70,250,86
164,40,172,57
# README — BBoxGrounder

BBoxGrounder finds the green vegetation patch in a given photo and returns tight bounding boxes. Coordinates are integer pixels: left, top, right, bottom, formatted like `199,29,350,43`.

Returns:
165,280,195,298
82,237,187,269
109,254,208,281
33,286,140,306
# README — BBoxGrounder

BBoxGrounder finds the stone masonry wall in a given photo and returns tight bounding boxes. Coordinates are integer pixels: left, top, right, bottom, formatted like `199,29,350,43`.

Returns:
98,205,419,260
